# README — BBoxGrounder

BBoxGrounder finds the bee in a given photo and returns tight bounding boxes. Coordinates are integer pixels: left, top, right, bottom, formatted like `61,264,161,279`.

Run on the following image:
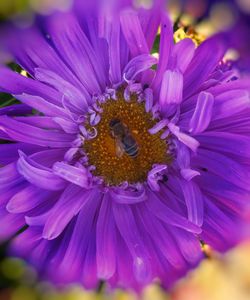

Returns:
109,118,139,158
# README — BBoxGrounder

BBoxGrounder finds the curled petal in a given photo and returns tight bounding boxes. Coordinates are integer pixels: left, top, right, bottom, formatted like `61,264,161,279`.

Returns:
53,162,90,188
123,54,157,83
110,186,147,204
17,151,66,191
169,123,200,152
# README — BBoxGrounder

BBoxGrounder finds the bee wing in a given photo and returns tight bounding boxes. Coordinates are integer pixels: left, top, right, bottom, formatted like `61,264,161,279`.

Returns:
115,138,125,158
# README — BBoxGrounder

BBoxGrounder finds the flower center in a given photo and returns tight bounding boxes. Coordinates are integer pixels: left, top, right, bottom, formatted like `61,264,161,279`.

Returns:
83,90,170,185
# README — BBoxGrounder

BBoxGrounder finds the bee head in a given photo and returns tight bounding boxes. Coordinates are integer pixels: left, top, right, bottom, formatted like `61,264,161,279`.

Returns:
109,118,121,128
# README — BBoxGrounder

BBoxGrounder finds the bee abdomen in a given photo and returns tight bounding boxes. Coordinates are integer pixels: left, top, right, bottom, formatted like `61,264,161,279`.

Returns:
123,136,139,158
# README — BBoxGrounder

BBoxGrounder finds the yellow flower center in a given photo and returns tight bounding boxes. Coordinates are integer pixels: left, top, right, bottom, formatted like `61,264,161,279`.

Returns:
84,90,170,185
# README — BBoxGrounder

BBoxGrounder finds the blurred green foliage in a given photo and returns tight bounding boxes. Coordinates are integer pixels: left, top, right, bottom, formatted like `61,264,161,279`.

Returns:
0,0,30,20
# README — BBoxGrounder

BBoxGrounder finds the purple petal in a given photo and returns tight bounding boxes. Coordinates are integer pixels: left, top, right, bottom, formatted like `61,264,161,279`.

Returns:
194,148,250,190
53,162,90,188
189,92,214,134
100,16,123,84
110,186,147,204
0,209,25,242
136,204,187,268
212,89,250,121
159,70,183,112
0,115,74,147
169,123,200,152
46,12,107,93
179,180,204,226
151,13,173,91
82,226,98,289
145,190,202,234
0,67,64,108
112,203,153,283
0,163,23,189
120,9,149,57
35,68,90,112
0,143,43,165
15,93,68,118
208,78,250,96
57,192,101,280
180,168,200,181
7,185,54,213
172,228,203,264
183,34,228,99
17,152,67,191
0,104,33,116
201,198,240,252
172,38,195,73
43,186,98,240
96,193,116,279
28,149,66,168
196,172,249,214
139,0,164,50
53,117,79,134
123,54,157,82
197,132,250,158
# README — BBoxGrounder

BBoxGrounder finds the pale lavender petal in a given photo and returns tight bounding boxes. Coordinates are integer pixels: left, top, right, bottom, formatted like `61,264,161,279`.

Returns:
123,54,157,82
110,186,147,204
181,168,200,181
159,70,183,113
53,162,90,188
189,92,214,134
147,164,167,192
168,123,200,152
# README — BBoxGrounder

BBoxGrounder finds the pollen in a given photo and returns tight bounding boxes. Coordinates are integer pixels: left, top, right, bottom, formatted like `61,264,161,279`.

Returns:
83,90,170,186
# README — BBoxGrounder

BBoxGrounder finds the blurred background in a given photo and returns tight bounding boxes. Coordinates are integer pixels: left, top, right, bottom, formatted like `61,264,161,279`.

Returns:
0,0,250,299
1,242,250,300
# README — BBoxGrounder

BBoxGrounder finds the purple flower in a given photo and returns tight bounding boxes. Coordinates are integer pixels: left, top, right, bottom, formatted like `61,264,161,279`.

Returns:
0,0,250,292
